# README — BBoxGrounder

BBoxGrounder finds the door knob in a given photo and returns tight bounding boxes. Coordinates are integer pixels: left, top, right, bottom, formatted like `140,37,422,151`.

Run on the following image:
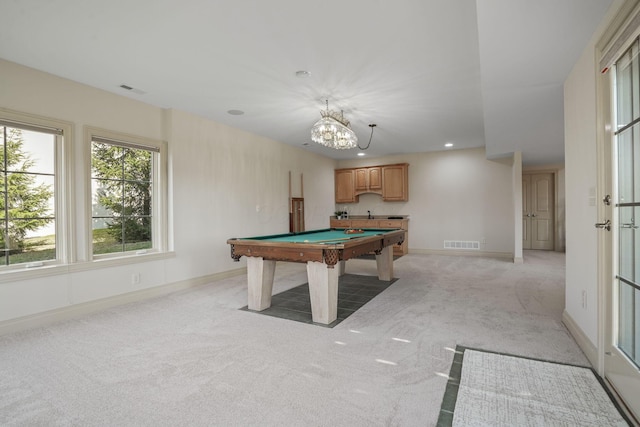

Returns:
595,220,611,231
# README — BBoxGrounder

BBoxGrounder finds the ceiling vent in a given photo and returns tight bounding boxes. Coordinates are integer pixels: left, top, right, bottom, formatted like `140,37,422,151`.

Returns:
119,84,146,95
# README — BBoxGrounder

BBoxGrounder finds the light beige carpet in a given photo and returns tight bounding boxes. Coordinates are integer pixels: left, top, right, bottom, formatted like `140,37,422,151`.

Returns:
0,251,595,426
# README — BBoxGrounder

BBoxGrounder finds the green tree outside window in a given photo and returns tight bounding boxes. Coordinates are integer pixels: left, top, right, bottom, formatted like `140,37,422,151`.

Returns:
0,126,55,264
91,141,153,254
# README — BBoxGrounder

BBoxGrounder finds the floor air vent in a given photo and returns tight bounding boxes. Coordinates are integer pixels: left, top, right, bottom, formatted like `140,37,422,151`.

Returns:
444,240,480,250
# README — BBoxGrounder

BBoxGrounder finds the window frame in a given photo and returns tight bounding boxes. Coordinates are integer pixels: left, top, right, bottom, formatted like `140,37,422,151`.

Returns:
85,126,168,261
0,113,173,284
0,108,72,272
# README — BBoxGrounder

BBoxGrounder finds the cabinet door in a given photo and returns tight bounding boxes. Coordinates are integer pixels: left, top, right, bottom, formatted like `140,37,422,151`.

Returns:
350,219,373,229
355,167,383,195
382,165,408,201
378,220,403,228
335,169,356,203
330,219,352,228
355,168,368,191
369,167,382,190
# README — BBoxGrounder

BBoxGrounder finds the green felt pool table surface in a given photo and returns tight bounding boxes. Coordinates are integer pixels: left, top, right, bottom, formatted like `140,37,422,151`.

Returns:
243,228,392,244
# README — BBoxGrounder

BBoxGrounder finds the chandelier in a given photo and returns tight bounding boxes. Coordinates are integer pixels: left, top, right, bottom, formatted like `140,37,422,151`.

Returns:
310,100,358,149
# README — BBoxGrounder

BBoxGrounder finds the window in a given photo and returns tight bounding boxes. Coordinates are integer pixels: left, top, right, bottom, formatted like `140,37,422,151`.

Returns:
89,129,166,258
0,112,168,278
0,120,59,266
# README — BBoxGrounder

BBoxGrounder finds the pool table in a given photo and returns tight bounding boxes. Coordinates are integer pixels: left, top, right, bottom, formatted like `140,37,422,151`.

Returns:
227,228,405,324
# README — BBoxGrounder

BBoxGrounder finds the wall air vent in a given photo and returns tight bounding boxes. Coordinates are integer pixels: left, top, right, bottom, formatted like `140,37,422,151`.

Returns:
444,240,480,250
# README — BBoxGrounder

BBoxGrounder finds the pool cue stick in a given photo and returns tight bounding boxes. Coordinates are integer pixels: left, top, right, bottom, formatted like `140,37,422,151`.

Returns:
288,171,292,211
300,173,305,231
296,236,356,243
288,171,293,232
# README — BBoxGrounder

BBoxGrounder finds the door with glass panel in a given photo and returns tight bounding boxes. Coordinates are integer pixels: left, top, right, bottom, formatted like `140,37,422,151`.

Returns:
608,37,640,418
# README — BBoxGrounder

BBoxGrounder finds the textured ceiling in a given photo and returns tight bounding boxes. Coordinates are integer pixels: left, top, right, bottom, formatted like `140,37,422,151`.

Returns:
0,0,613,164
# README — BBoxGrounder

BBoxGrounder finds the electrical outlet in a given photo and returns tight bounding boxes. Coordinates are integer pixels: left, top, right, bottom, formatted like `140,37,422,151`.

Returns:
131,272,140,285
582,290,587,309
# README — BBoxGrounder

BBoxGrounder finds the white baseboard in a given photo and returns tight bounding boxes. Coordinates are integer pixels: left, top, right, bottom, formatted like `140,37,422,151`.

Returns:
409,248,513,259
562,309,598,368
0,267,247,336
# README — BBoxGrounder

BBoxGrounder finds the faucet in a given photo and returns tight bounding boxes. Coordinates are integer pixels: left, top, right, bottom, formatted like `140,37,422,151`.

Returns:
368,210,372,219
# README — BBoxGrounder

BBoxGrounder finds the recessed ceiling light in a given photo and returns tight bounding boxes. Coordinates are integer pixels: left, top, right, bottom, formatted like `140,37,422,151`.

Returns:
295,70,311,78
357,152,366,156
445,142,454,148
227,109,244,115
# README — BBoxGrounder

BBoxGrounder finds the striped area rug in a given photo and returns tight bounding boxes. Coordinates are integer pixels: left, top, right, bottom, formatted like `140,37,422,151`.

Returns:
438,346,631,426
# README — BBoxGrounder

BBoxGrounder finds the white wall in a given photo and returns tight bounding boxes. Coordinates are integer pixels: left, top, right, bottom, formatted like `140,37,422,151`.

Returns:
0,59,336,327
337,148,515,255
557,168,566,252
164,109,335,283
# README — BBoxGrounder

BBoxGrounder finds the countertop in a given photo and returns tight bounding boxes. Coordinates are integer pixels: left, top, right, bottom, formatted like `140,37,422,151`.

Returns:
332,215,410,220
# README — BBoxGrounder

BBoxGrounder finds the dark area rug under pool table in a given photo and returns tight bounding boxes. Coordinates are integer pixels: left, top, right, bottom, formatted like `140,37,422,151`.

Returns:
240,273,398,328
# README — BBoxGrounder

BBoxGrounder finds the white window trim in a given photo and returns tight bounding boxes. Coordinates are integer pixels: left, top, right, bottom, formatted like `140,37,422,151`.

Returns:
84,126,168,261
0,107,73,272
0,112,174,283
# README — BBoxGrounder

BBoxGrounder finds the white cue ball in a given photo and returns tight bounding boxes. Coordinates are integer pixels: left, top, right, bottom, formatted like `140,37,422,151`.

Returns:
303,239,309,242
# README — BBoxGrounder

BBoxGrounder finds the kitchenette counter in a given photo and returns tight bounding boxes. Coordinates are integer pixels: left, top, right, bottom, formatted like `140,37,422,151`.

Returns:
329,216,409,255
332,215,410,220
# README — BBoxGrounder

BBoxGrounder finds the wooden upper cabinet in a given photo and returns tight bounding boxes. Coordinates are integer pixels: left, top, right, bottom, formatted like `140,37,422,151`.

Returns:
382,164,409,201
354,167,382,195
355,168,368,191
335,169,357,203
335,163,408,203
369,167,382,190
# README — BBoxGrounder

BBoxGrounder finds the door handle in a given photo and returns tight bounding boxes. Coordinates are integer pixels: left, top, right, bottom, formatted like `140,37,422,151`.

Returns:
595,220,611,231
531,213,536,217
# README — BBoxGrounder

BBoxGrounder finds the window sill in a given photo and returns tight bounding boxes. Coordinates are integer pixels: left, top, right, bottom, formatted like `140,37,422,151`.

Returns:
0,251,176,284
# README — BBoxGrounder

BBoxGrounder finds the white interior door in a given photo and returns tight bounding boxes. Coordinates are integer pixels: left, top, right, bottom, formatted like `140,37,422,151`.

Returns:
522,173,554,250
522,175,531,249
605,36,640,420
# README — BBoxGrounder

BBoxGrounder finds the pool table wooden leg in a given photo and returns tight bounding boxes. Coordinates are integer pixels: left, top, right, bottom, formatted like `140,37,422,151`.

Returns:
247,257,276,311
338,260,346,276
306,261,339,324
375,245,394,281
